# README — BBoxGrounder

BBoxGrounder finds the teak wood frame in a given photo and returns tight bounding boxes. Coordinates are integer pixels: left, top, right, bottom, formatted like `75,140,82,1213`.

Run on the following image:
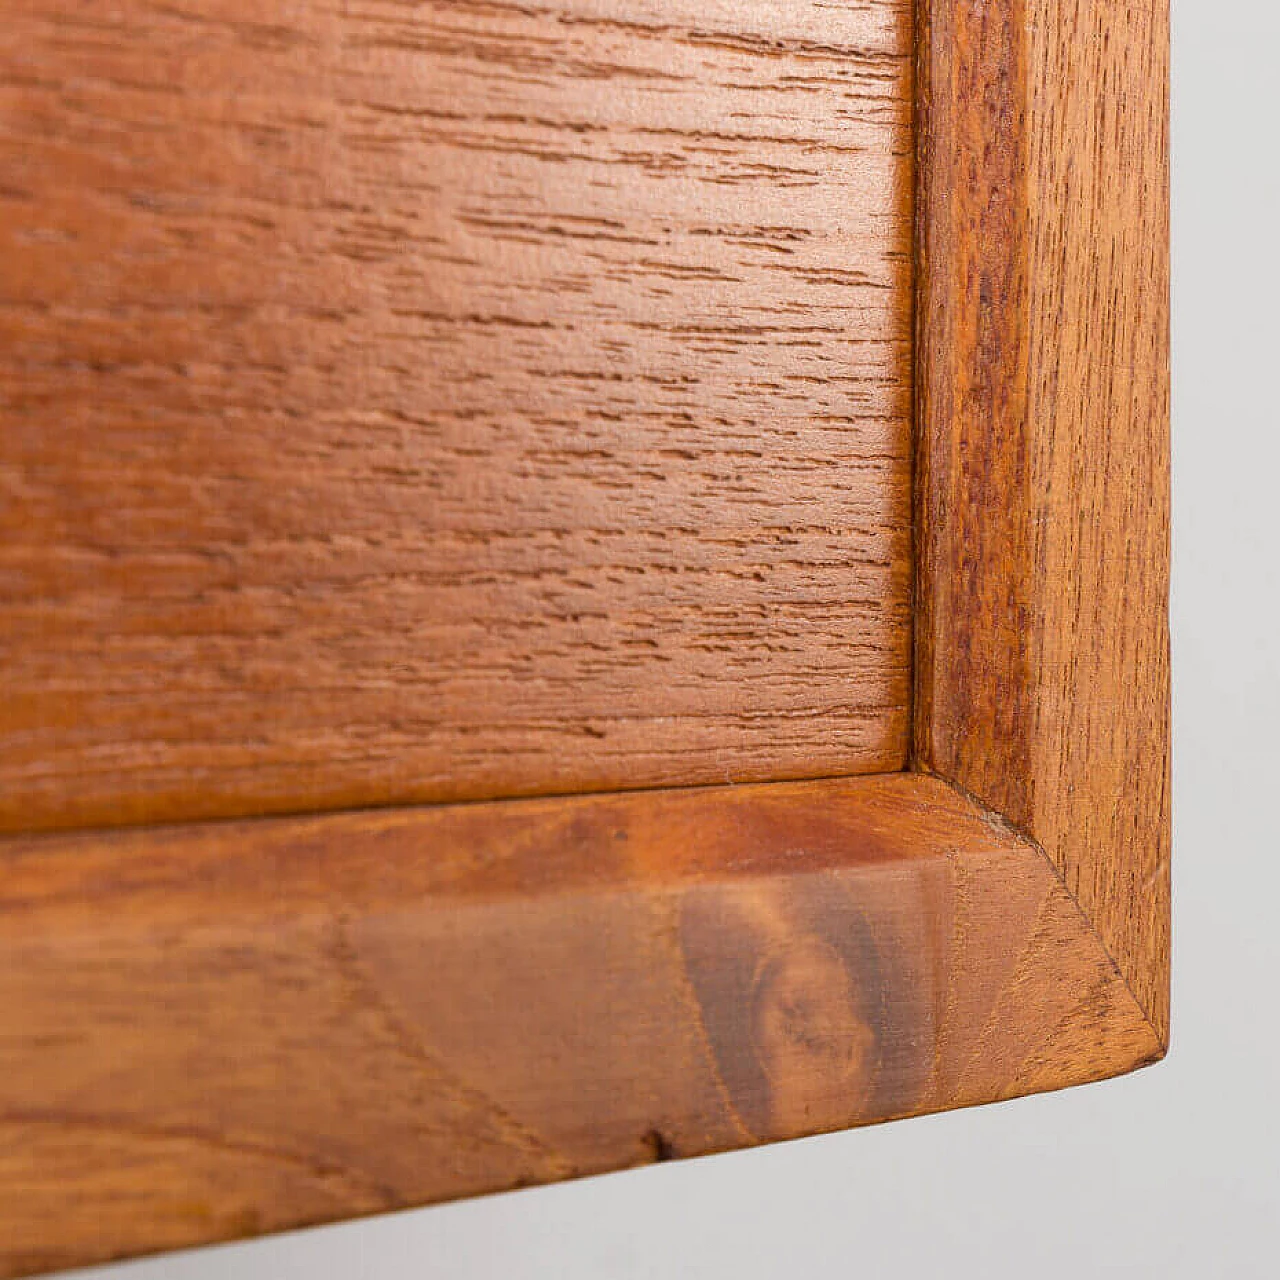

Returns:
0,0,1168,1273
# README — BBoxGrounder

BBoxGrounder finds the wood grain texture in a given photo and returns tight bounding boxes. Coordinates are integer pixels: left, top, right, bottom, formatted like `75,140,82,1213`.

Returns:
0,0,1171,1270
0,772,1159,1278
914,0,1170,1041
0,0,914,832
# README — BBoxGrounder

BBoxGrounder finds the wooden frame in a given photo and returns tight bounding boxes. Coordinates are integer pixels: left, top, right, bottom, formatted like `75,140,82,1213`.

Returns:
0,0,1167,1273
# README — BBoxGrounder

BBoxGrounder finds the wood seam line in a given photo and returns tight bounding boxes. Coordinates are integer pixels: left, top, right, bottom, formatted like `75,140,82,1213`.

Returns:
906,0,939,781
919,769,1168,1054
0,769,922,844
903,0,922,773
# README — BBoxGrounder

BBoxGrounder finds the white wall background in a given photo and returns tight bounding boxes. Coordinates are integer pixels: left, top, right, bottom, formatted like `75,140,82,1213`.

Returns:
71,2,1280,1275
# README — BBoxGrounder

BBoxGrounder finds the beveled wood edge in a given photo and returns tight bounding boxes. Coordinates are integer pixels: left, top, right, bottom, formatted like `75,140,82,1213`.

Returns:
912,0,1170,1042
0,770,1159,1277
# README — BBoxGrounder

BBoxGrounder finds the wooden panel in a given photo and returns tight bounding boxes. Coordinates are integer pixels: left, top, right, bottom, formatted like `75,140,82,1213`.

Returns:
0,772,1159,1277
0,0,914,832
0,0,1170,1272
914,0,1170,1040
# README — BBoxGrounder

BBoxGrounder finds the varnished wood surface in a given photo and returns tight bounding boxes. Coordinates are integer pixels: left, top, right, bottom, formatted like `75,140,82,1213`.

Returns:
0,0,914,833
0,773,1159,1278
0,0,1170,1271
914,0,1170,1041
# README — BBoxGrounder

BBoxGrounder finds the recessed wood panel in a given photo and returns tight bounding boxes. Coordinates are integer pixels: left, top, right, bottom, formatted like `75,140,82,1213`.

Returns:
0,0,913,831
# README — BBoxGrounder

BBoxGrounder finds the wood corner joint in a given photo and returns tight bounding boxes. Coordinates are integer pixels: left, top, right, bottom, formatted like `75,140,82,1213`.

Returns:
912,756,1169,1060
